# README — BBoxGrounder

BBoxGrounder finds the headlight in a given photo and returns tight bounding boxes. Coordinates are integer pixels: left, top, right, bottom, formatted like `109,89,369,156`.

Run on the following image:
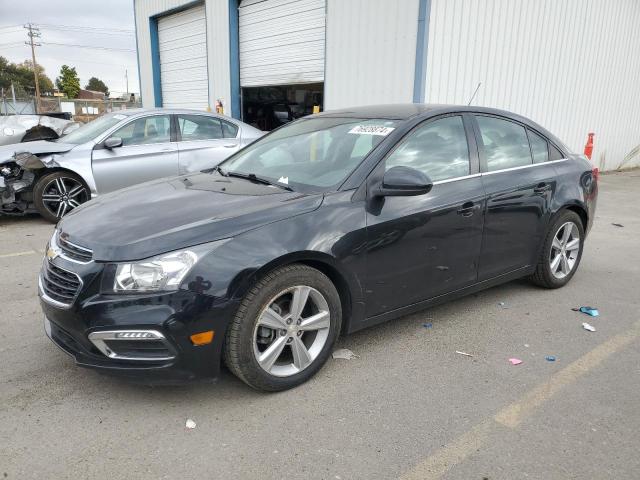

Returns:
113,241,226,293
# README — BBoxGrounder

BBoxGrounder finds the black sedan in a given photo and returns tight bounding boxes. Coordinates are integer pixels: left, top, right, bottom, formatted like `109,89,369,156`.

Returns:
38,104,598,391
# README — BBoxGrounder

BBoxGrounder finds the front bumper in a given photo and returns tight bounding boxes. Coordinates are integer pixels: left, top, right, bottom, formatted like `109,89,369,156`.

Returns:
39,269,240,383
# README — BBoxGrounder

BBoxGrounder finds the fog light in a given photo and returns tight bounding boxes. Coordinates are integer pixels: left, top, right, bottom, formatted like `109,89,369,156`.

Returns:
115,331,157,339
190,330,214,346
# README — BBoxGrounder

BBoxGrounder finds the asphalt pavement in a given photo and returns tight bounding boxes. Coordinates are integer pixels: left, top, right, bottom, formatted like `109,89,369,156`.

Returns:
1,170,639,479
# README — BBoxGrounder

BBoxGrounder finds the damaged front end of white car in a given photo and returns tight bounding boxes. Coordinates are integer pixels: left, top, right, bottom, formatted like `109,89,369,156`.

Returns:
0,141,90,222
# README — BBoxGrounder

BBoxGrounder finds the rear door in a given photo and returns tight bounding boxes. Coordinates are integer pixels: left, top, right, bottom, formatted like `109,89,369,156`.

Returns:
176,114,241,174
364,114,486,316
92,114,178,193
473,115,557,280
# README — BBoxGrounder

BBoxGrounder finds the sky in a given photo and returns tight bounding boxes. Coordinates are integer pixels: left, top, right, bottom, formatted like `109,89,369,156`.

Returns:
0,0,140,95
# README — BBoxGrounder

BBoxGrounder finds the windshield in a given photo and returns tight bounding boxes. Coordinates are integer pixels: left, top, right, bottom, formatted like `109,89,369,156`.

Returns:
221,117,399,191
56,113,128,145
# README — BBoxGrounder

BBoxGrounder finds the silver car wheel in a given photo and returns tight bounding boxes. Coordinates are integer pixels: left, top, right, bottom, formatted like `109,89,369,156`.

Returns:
41,176,88,219
253,285,331,377
549,221,581,279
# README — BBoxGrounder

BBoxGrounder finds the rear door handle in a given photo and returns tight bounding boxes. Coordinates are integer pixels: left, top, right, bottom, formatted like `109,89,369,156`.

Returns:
457,201,477,217
533,182,551,194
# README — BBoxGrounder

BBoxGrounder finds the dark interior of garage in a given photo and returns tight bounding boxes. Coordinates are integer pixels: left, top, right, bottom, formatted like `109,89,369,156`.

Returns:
241,83,323,131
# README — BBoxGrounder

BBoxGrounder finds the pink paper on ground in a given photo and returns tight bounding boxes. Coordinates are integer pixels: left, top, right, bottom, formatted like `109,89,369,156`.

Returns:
509,358,523,365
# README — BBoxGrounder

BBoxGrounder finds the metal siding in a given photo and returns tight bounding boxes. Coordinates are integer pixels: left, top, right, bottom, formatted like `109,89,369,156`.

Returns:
134,0,232,111
324,0,420,110
238,0,326,87
158,4,209,109
425,0,640,171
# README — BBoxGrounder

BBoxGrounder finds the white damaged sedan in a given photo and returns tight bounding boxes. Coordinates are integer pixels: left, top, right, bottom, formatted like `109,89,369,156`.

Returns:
0,108,263,222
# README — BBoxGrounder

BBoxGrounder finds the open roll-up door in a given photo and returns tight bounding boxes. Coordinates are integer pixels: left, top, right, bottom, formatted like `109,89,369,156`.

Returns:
158,4,209,109
239,0,326,87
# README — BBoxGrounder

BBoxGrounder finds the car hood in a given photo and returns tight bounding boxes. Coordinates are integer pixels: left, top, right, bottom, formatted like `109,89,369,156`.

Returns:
59,172,324,261
0,140,75,164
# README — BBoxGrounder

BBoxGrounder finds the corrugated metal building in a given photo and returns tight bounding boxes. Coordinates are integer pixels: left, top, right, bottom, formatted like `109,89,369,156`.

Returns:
134,0,640,170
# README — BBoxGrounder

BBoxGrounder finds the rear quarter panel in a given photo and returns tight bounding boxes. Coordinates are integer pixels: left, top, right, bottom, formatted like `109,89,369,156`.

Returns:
549,155,598,235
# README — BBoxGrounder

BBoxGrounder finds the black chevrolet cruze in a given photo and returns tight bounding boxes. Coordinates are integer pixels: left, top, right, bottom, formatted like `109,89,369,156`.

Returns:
39,104,598,391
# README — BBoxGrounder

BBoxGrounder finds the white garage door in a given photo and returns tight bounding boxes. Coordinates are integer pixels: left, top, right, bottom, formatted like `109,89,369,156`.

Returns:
239,0,326,87
158,4,209,109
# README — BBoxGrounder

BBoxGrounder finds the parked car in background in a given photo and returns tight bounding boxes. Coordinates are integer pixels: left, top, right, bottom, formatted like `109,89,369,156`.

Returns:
38,104,598,391
0,109,263,222
0,114,80,145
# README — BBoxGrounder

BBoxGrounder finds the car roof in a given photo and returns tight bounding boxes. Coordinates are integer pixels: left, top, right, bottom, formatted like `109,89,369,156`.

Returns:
313,103,570,152
110,108,238,118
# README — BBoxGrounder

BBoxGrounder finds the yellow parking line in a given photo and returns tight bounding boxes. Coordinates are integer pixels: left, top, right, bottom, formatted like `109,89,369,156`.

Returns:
399,320,640,480
0,250,39,259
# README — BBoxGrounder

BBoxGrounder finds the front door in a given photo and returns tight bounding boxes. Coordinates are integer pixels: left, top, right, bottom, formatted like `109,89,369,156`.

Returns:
176,114,241,174
473,115,557,280
92,114,178,193
364,115,485,317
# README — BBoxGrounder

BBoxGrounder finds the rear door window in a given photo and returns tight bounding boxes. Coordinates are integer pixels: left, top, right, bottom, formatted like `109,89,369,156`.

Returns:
385,116,470,182
178,115,223,141
221,120,239,138
527,129,549,164
476,116,532,171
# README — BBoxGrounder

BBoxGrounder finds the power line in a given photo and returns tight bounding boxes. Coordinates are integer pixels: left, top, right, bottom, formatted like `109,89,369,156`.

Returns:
38,25,134,36
0,42,26,47
35,23,134,34
0,24,23,30
41,42,136,52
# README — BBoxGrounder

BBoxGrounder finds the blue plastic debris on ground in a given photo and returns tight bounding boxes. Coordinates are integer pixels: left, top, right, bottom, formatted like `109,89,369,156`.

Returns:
545,356,556,362
422,323,433,328
572,306,599,317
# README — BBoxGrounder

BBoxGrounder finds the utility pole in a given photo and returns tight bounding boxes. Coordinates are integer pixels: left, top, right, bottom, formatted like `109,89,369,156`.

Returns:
125,69,129,94
25,23,41,114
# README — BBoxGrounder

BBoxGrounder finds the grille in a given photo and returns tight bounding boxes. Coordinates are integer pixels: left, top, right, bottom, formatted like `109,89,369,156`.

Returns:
57,234,93,263
41,260,82,306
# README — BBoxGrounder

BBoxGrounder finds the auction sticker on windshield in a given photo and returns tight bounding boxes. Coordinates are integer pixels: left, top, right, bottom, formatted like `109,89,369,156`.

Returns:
348,125,395,136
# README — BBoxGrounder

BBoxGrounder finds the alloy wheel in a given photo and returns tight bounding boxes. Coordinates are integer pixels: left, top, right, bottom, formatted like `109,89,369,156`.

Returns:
41,177,89,219
253,285,331,377
549,221,581,279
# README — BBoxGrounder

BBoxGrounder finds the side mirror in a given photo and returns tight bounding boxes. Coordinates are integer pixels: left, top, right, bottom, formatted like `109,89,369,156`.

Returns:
104,137,123,150
376,166,433,197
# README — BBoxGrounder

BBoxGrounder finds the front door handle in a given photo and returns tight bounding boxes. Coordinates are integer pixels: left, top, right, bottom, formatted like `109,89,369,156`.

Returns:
224,144,238,148
533,182,551,194
457,201,476,217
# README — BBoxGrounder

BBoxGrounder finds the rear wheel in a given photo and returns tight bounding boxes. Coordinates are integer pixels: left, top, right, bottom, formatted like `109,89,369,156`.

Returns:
529,210,584,288
224,264,342,391
33,171,90,223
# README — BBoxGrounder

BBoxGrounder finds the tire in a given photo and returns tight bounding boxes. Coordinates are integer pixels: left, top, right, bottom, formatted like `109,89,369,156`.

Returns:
33,171,90,223
529,210,585,288
224,264,342,392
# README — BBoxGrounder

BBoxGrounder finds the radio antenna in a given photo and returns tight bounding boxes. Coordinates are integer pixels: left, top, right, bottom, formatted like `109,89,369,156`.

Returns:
467,82,482,105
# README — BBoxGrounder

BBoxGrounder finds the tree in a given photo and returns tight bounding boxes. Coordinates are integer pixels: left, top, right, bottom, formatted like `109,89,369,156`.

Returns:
55,65,81,98
85,77,109,96
0,56,55,95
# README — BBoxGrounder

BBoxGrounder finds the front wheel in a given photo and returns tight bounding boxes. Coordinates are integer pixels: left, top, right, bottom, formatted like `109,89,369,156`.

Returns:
224,264,342,391
33,171,90,223
529,210,585,288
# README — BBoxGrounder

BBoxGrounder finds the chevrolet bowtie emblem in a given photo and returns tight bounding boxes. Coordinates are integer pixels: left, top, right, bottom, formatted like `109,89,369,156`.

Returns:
46,247,58,260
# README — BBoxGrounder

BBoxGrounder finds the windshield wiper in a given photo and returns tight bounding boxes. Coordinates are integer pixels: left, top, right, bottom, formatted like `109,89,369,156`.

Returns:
210,164,228,176
225,171,293,191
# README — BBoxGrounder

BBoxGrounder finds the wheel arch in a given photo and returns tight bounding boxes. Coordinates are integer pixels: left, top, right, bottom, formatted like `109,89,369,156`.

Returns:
232,251,361,335
22,126,58,142
552,202,588,233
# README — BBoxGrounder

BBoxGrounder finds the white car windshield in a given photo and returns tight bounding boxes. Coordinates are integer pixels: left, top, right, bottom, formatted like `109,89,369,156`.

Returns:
56,113,128,145
221,117,399,191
